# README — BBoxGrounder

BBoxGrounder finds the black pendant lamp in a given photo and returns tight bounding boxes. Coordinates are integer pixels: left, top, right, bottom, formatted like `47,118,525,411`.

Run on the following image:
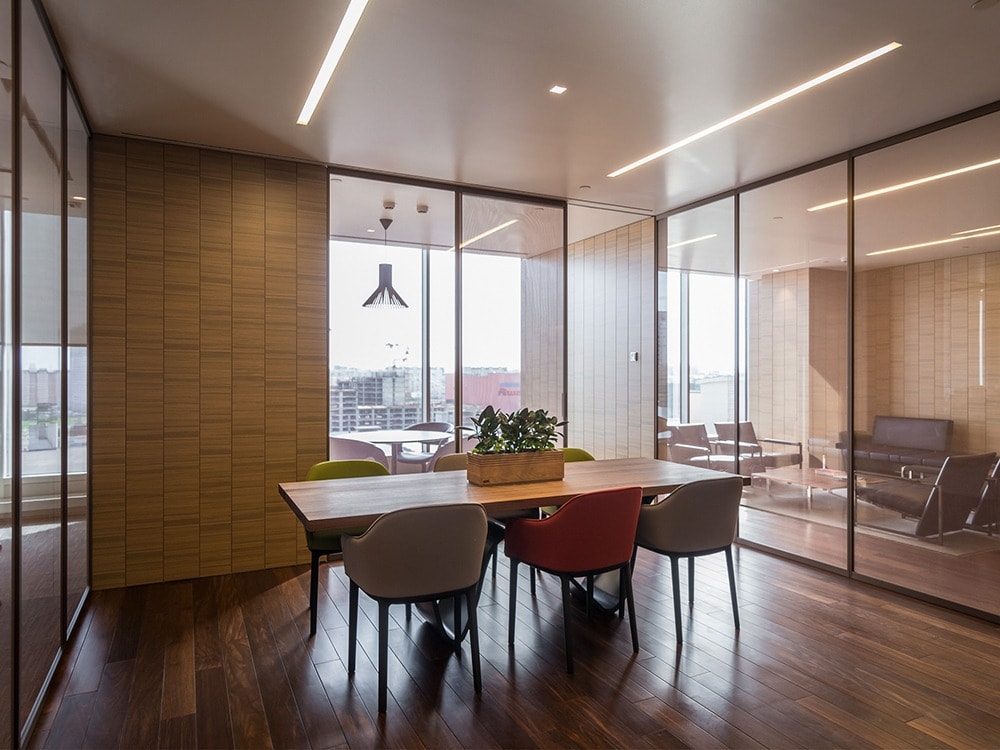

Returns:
362,217,408,308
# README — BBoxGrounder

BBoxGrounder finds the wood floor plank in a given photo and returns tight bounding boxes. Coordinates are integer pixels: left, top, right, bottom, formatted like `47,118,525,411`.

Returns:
30,546,1000,749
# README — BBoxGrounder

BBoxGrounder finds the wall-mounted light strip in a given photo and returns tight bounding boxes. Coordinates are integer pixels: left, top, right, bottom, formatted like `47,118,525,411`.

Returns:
867,227,1000,257
666,233,717,249
608,42,901,178
808,155,1000,211
296,0,370,125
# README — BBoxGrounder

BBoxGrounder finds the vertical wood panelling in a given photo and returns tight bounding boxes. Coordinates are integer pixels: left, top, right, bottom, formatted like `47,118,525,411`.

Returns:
263,161,300,568
231,155,267,572
199,151,234,576
856,250,1000,454
520,247,564,420
91,136,128,589
163,146,202,581
567,218,655,459
294,164,329,564
91,137,329,586
124,140,165,585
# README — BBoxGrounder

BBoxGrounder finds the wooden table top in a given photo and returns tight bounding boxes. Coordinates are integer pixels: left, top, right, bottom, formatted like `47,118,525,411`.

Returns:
279,457,740,533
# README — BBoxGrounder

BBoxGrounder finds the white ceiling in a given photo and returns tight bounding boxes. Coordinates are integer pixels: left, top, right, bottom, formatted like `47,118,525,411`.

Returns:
40,0,1000,262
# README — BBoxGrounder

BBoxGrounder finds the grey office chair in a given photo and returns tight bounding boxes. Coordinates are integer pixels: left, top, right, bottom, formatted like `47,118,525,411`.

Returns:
342,503,488,713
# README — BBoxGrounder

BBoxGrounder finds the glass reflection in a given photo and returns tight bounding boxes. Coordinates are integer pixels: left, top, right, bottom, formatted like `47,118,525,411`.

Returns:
738,163,849,569
19,3,63,728
853,110,1000,616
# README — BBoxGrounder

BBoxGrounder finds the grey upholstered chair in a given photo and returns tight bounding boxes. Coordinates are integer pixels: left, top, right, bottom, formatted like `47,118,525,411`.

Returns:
327,436,389,468
634,475,744,645
341,502,488,713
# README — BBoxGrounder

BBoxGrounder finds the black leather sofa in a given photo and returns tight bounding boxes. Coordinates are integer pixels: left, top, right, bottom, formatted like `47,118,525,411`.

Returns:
842,415,953,476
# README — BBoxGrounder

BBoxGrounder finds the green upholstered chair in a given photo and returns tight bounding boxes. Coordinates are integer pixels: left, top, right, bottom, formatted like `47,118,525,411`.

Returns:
305,459,390,636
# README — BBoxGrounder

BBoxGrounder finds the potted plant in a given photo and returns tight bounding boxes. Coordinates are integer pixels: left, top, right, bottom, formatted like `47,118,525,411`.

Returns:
466,406,567,486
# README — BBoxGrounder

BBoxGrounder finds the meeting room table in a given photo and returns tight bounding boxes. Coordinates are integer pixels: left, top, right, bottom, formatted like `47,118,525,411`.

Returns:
279,456,742,640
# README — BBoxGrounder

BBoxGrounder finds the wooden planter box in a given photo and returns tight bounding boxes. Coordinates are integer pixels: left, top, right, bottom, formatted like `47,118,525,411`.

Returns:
467,450,565,486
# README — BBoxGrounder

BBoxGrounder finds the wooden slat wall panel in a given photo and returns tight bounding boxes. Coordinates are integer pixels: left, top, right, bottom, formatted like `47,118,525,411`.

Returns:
90,137,329,586
124,140,165,585
294,164,329,564
91,136,128,589
521,247,565,421
855,250,1000,454
163,145,202,581
263,161,300,569
566,218,655,459
231,155,267,573
199,151,234,577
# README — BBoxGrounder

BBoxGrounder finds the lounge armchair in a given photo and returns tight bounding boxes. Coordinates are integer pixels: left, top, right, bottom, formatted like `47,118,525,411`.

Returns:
714,421,802,470
856,452,997,543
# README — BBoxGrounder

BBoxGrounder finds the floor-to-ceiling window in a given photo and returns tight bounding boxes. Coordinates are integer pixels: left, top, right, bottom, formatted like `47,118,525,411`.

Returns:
329,174,565,463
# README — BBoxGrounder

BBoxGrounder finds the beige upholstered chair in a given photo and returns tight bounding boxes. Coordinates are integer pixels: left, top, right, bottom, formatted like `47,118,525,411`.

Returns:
433,451,468,472
634,476,744,645
342,503,488,713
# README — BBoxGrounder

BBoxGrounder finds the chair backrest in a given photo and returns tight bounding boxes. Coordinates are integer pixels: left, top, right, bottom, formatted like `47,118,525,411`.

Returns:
924,452,998,534
531,486,642,572
433,452,469,472
714,421,759,446
328,436,389,468
673,423,712,450
341,503,488,599
306,458,390,481
636,476,744,554
426,436,479,471
404,421,454,433
563,447,595,463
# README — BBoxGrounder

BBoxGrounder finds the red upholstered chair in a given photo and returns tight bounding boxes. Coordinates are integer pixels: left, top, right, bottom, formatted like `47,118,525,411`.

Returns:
503,486,642,674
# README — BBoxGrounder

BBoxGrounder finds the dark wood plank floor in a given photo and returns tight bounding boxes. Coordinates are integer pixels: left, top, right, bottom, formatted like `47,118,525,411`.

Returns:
29,545,1000,749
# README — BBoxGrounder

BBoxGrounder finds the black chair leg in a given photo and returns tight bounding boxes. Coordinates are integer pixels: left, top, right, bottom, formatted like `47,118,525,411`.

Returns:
560,575,574,674
453,595,462,654
491,545,498,578
377,602,389,713
530,566,536,596
310,551,321,636
725,546,740,631
508,560,519,646
586,575,594,620
623,564,639,653
347,581,359,674
670,556,683,646
688,556,695,606
466,585,483,694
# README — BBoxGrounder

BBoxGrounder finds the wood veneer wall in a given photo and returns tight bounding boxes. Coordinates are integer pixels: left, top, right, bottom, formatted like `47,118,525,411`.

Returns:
567,219,655,458
91,136,328,589
855,250,1000,454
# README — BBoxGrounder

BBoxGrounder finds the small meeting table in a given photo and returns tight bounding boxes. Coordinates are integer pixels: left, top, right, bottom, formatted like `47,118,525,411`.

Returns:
331,429,452,473
280,456,741,640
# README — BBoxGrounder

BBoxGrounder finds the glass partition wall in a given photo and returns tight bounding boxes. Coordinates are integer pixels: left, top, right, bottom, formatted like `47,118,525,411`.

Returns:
329,174,566,461
853,110,1000,614
0,1,91,745
659,106,1000,617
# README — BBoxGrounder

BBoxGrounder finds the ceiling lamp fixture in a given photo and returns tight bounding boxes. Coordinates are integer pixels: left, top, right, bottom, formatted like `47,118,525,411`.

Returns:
296,0,370,125
362,218,408,308
608,41,901,178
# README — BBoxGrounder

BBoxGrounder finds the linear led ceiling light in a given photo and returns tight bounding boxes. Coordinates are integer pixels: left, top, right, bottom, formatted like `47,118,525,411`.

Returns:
296,0,370,125
608,42,901,178
459,219,519,249
867,227,1000,257
809,155,1000,211
666,233,717,249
